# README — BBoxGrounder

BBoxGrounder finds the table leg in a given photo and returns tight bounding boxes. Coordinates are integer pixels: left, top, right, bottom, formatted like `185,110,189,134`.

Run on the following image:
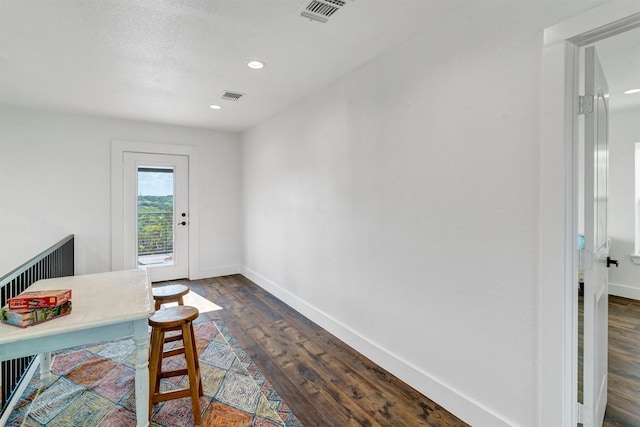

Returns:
133,321,150,427
38,352,51,385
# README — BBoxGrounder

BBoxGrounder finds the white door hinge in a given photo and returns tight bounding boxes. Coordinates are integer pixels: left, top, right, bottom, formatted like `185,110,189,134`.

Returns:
577,402,593,426
579,95,594,115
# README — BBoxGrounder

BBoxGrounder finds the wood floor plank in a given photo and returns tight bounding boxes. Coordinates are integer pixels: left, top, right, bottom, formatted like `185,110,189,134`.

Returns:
160,275,469,427
604,295,640,427
164,277,639,427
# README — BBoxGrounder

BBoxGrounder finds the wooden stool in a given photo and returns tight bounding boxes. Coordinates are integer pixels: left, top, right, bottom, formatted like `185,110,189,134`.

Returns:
152,284,189,311
148,305,203,424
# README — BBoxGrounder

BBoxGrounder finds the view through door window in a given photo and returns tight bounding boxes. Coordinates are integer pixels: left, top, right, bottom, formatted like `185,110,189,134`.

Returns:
137,167,175,267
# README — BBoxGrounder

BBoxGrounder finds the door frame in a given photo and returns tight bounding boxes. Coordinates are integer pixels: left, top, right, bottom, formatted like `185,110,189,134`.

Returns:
540,2,640,426
111,140,200,279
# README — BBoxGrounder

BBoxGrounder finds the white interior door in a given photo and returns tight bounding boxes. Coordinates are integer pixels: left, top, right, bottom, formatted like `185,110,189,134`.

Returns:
581,46,610,427
123,152,189,282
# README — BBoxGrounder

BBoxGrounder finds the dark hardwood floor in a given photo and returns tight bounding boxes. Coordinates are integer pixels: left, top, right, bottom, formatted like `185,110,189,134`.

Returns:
579,294,640,427
160,274,469,427
605,296,640,427
161,276,640,426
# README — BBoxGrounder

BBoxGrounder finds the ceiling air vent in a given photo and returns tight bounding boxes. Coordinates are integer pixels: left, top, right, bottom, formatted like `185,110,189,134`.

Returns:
221,90,245,101
298,0,347,23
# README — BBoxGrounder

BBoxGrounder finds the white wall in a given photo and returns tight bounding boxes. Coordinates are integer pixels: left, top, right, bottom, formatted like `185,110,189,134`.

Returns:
609,105,640,298
0,105,242,278
240,3,586,426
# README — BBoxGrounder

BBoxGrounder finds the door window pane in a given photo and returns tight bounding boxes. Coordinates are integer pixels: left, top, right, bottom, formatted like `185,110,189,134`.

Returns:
137,167,175,266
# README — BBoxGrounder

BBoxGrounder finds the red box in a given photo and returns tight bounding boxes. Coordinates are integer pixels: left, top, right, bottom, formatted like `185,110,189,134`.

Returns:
8,289,72,310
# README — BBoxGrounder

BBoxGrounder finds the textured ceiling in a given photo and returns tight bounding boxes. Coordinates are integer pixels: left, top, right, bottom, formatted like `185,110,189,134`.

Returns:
0,0,637,132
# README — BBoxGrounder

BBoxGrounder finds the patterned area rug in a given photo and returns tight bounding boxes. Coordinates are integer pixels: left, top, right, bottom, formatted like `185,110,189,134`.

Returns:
6,316,302,427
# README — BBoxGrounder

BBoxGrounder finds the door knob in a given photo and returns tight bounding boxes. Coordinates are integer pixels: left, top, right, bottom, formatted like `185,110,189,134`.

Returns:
606,257,619,268
178,221,187,226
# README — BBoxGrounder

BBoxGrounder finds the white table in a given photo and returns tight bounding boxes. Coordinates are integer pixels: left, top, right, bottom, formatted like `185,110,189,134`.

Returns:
0,269,154,427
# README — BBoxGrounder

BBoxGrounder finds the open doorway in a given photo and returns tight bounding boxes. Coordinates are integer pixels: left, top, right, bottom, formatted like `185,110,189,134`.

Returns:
579,26,640,426
540,4,640,426
590,26,640,300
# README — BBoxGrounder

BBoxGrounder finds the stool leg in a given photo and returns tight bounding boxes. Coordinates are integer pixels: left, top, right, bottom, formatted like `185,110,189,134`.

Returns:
182,323,202,425
148,327,164,420
153,332,164,395
189,321,204,396
155,300,161,311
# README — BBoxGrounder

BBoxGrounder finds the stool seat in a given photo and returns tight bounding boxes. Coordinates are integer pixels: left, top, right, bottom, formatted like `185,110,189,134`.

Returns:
149,305,198,327
152,284,189,311
148,305,203,424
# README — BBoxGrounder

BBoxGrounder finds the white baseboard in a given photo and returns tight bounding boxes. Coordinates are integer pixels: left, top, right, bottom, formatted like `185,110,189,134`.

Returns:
609,282,640,300
190,264,241,280
240,266,513,427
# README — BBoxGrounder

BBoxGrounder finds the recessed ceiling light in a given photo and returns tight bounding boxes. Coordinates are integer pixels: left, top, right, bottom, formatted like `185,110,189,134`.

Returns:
247,60,265,70
624,88,640,94
209,104,223,110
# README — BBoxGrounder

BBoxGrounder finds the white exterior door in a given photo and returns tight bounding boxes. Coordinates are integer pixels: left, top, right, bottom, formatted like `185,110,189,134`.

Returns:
123,152,189,282
582,46,611,427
